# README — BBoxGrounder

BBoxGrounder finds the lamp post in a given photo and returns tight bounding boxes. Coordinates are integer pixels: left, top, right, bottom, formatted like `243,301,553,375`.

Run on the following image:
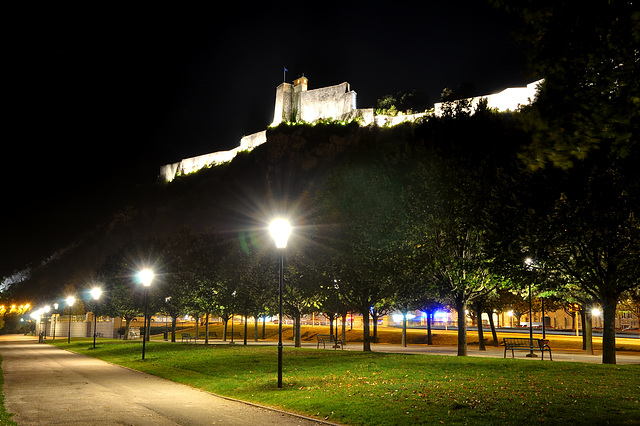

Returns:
269,218,291,388
66,296,75,344
524,258,538,357
90,287,102,349
139,269,154,360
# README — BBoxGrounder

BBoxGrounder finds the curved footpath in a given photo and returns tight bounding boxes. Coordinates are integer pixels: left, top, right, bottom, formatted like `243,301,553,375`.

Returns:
0,335,333,426
1,335,638,425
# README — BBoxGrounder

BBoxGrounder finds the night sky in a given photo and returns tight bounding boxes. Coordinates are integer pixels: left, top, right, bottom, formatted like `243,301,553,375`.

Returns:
2,1,530,281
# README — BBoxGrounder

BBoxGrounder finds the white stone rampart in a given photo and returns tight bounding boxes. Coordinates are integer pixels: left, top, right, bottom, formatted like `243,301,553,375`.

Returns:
433,79,542,116
160,130,267,182
374,111,429,127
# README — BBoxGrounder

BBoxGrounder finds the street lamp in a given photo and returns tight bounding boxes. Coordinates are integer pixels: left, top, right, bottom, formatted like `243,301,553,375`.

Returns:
139,269,154,360
524,258,537,357
90,287,102,349
269,218,291,388
66,296,75,344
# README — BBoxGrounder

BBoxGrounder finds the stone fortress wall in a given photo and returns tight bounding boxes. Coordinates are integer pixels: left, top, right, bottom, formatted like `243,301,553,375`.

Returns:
160,77,541,182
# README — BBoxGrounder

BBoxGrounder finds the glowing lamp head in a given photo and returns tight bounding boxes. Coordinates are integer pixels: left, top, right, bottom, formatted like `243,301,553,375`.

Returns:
90,287,102,300
269,218,291,249
66,296,75,307
139,269,154,287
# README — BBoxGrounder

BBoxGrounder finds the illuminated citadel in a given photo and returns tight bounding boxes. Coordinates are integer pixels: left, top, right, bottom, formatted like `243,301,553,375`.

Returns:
159,77,541,182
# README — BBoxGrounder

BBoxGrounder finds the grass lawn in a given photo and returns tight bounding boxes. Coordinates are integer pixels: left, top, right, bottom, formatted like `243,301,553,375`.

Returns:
0,355,18,425
49,339,639,425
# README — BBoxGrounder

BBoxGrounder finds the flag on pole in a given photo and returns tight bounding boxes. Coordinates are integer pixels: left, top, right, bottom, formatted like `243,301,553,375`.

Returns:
283,67,288,82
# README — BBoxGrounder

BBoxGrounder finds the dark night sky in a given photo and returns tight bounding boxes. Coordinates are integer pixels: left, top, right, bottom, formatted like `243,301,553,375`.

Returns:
2,1,531,280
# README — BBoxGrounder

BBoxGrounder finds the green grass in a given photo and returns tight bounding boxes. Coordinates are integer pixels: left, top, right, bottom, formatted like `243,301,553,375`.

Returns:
50,339,639,425
0,355,17,425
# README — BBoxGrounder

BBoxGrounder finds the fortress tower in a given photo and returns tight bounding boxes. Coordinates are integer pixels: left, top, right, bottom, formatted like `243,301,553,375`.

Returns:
272,76,358,126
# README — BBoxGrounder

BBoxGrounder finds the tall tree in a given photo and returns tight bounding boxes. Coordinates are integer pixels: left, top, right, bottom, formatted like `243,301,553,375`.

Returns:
492,0,640,169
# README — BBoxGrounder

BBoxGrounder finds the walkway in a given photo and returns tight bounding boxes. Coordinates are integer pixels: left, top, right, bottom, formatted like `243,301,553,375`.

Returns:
177,336,640,364
0,335,332,425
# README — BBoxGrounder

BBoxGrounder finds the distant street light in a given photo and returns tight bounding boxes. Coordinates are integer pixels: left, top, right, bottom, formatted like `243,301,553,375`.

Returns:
269,218,291,389
90,287,102,349
66,296,75,344
139,269,154,360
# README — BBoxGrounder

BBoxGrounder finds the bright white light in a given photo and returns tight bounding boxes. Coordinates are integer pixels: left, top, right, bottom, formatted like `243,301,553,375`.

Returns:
138,270,154,287
269,218,291,249
434,311,449,322
507,310,514,317
90,287,102,300
66,296,75,307
392,313,416,322
592,308,602,317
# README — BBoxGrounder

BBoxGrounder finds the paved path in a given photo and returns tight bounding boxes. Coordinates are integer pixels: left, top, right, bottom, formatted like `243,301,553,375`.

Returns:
0,335,332,425
194,337,640,364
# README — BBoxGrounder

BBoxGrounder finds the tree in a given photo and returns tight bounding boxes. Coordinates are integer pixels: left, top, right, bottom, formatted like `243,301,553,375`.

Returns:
401,114,515,356
314,140,404,351
542,159,640,363
492,0,639,169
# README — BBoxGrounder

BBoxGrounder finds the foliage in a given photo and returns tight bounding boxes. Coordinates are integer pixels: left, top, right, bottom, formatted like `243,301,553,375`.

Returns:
375,88,430,116
492,0,640,169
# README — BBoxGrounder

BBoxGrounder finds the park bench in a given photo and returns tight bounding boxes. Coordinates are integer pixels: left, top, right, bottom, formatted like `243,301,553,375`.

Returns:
316,334,343,350
128,330,140,340
198,331,219,339
181,332,193,343
503,338,552,360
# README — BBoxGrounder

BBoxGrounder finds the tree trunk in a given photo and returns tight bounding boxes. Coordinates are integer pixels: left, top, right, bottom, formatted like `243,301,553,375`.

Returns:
372,312,379,342
601,296,618,364
583,309,593,355
427,311,433,345
254,317,259,342
328,314,334,336
362,308,371,351
401,311,407,347
222,317,228,341
456,300,468,356
262,316,266,339
194,317,199,341
293,310,301,347
205,313,210,345
171,317,177,342
244,315,248,345
487,310,499,346
476,306,486,351
124,318,132,340
341,313,347,344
